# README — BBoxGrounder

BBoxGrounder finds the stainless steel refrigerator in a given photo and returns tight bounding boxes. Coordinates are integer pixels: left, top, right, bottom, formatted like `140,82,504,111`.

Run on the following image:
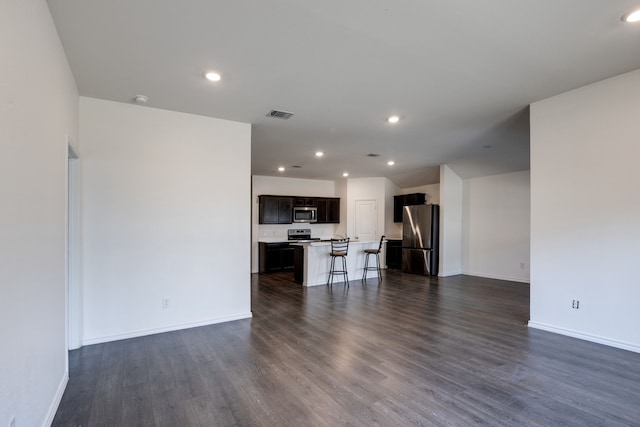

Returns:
402,204,439,276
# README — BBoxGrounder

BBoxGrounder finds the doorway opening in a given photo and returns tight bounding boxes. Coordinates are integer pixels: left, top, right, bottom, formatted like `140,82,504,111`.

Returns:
67,137,81,350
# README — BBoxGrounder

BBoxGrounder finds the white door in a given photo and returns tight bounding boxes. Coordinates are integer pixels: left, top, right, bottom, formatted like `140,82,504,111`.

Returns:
355,199,377,241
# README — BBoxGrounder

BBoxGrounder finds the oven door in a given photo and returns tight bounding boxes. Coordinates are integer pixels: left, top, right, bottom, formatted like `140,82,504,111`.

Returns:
293,207,317,223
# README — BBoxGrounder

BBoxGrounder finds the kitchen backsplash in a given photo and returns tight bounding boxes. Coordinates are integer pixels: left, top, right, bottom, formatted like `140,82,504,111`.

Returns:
258,223,338,240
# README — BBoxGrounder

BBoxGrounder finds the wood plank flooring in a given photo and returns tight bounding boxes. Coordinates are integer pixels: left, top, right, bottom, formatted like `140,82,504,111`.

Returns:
53,271,640,426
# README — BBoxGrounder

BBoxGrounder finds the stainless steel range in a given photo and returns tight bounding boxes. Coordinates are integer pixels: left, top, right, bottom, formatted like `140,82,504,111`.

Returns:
288,228,320,243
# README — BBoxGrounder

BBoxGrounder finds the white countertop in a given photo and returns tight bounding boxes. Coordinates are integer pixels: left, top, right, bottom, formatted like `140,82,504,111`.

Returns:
257,237,294,243
258,237,373,244
257,238,330,243
293,239,377,246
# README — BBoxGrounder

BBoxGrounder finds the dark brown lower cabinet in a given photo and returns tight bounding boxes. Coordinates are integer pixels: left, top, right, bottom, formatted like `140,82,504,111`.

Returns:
386,239,402,269
259,242,295,273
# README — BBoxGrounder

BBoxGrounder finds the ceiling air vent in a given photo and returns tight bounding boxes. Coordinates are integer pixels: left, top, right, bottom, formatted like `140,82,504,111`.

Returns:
366,153,381,157
267,109,294,120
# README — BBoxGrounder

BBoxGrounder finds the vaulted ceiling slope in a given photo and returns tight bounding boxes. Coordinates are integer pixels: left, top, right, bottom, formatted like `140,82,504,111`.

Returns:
47,0,640,187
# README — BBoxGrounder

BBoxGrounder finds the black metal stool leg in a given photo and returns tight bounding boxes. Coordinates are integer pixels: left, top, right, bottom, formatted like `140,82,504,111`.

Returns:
362,236,385,283
362,253,369,281
342,256,349,287
362,251,382,282
327,256,335,287
328,238,350,288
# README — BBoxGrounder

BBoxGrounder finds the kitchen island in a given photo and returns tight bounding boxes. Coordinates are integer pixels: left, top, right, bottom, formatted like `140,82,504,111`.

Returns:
291,240,380,286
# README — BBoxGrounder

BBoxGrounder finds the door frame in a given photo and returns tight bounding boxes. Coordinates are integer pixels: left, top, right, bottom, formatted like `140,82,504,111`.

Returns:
354,199,378,241
67,136,82,350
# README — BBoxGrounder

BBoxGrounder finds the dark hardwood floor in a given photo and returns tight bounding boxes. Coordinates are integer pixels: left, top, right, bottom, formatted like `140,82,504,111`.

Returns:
53,271,640,426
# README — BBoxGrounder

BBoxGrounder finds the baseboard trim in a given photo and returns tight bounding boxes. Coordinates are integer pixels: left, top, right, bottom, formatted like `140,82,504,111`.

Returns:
43,370,68,427
528,321,640,354
438,270,462,277
304,280,329,287
464,272,530,284
82,312,253,346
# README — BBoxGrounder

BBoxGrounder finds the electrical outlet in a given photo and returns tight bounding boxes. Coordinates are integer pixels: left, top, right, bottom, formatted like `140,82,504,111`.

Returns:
9,416,15,427
572,299,580,309
162,298,170,309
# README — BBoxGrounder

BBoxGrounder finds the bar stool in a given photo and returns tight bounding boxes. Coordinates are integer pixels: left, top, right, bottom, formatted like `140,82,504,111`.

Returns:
327,238,350,287
362,235,385,282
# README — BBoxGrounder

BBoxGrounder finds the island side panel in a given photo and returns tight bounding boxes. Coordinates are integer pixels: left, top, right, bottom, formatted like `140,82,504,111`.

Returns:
299,241,379,286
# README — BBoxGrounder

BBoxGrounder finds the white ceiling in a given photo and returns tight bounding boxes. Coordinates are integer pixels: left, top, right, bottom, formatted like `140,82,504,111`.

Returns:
47,0,640,187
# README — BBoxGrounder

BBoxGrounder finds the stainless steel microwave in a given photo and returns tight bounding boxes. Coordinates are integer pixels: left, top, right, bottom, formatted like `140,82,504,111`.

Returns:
293,206,317,223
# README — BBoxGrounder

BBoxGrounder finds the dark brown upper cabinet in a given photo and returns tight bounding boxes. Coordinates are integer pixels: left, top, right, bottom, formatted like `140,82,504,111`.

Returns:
259,195,340,224
259,196,293,224
393,193,426,223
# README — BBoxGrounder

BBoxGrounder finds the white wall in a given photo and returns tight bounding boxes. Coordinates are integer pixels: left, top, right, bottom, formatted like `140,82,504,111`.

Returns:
251,175,338,273
402,183,440,204
530,69,640,353
439,165,463,276
334,179,348,237
384,179,401,238
462,171,530,283
80,97,251,344
253,175,336,198
0,0,79,426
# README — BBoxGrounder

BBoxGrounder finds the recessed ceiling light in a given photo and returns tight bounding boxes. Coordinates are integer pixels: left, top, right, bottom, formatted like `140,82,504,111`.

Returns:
204,71,222,82
387,160,395,166
387,115,400,124
315,151,324,157
622,8,640,22
342,172,349,177
278,166,285,172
